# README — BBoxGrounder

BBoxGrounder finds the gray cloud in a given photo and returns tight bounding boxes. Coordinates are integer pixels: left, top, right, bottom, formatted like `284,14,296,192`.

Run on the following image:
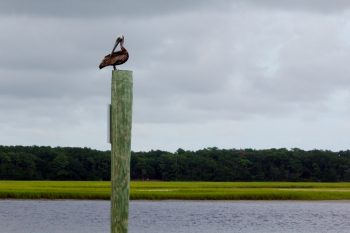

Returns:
246,0,350,13
1,1,350,151
2,0,350,18
0,0,230,18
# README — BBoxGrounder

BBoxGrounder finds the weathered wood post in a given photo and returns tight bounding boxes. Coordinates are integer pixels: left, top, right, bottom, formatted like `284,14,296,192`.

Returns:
110,70,133,233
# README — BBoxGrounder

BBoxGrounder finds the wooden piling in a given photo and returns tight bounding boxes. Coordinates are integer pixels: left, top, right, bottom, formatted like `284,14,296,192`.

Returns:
110,70,133,233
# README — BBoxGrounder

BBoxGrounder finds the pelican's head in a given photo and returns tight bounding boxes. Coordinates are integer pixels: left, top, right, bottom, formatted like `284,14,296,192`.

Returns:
111,35,125,54
118,35,125,46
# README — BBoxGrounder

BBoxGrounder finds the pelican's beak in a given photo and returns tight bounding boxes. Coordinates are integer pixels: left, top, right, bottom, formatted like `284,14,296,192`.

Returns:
111,40,120,55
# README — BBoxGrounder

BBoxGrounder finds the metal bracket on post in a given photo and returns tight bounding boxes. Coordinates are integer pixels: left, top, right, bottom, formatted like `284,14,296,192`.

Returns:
107,104,112,144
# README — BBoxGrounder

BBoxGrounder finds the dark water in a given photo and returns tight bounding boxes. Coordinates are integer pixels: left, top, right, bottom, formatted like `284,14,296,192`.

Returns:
0,200,350,233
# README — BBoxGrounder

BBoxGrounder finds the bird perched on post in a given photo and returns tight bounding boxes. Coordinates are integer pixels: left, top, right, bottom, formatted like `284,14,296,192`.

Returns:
99,35,129,70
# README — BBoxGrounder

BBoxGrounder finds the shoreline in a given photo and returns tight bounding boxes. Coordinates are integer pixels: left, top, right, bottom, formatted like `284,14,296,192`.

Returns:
2,199,350,202
1,181,350,201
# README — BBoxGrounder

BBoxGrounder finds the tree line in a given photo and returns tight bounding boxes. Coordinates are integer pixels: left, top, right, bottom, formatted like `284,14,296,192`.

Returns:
0,146,350,181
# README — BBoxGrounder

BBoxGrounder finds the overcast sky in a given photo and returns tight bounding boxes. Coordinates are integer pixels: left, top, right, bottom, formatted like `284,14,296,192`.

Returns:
1,0,350,152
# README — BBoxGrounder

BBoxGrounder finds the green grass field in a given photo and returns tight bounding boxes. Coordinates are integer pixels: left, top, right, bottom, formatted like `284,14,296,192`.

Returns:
1,181,350,200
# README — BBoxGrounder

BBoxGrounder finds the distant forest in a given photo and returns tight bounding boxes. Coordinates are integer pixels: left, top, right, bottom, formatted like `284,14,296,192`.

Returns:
0,146,350,182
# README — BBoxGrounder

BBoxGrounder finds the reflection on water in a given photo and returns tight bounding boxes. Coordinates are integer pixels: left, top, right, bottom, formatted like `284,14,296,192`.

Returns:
0,200,350,233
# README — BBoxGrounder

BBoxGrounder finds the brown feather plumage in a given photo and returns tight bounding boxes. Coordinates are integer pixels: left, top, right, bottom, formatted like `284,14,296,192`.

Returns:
99,36,129,70
99,48,129,69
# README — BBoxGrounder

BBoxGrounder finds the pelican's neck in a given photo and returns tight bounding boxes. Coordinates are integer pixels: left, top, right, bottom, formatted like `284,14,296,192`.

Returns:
120,41,125,50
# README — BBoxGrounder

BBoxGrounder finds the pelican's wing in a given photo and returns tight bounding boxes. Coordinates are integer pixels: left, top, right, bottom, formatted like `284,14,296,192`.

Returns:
99,54,113,68
110,51,129,65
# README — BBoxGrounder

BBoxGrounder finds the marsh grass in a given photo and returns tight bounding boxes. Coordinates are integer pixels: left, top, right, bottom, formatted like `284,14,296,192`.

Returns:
1,181,350,200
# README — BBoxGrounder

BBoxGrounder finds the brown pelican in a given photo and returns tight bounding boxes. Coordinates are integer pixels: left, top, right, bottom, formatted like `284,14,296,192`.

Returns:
99,35,129,70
